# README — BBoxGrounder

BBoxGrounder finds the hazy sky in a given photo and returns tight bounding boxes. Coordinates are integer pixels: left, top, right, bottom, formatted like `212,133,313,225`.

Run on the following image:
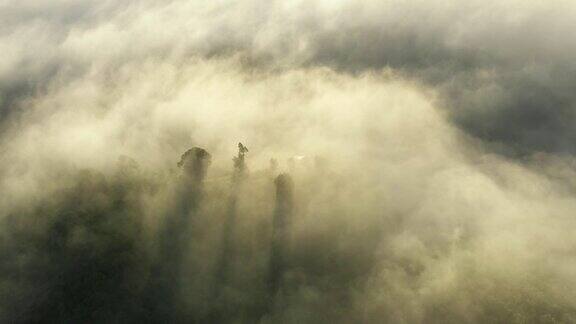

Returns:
1,1,576,323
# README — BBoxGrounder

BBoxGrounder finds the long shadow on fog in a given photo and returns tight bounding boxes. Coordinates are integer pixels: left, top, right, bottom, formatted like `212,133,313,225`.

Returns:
203,143,249,323
141,147,211,323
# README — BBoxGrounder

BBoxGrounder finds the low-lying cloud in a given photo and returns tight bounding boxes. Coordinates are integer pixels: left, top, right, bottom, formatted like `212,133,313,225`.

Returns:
1,1,576,323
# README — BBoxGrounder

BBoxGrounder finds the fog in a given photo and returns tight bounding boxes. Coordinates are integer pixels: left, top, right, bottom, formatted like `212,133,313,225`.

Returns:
1,1,576,323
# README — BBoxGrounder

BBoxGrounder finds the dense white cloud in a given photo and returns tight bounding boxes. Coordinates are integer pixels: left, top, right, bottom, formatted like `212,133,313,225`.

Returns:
1,1,576,323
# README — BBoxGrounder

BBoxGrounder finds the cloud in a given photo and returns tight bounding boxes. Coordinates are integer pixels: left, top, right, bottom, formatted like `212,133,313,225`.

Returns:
1,1,576,323
3,0,576,154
